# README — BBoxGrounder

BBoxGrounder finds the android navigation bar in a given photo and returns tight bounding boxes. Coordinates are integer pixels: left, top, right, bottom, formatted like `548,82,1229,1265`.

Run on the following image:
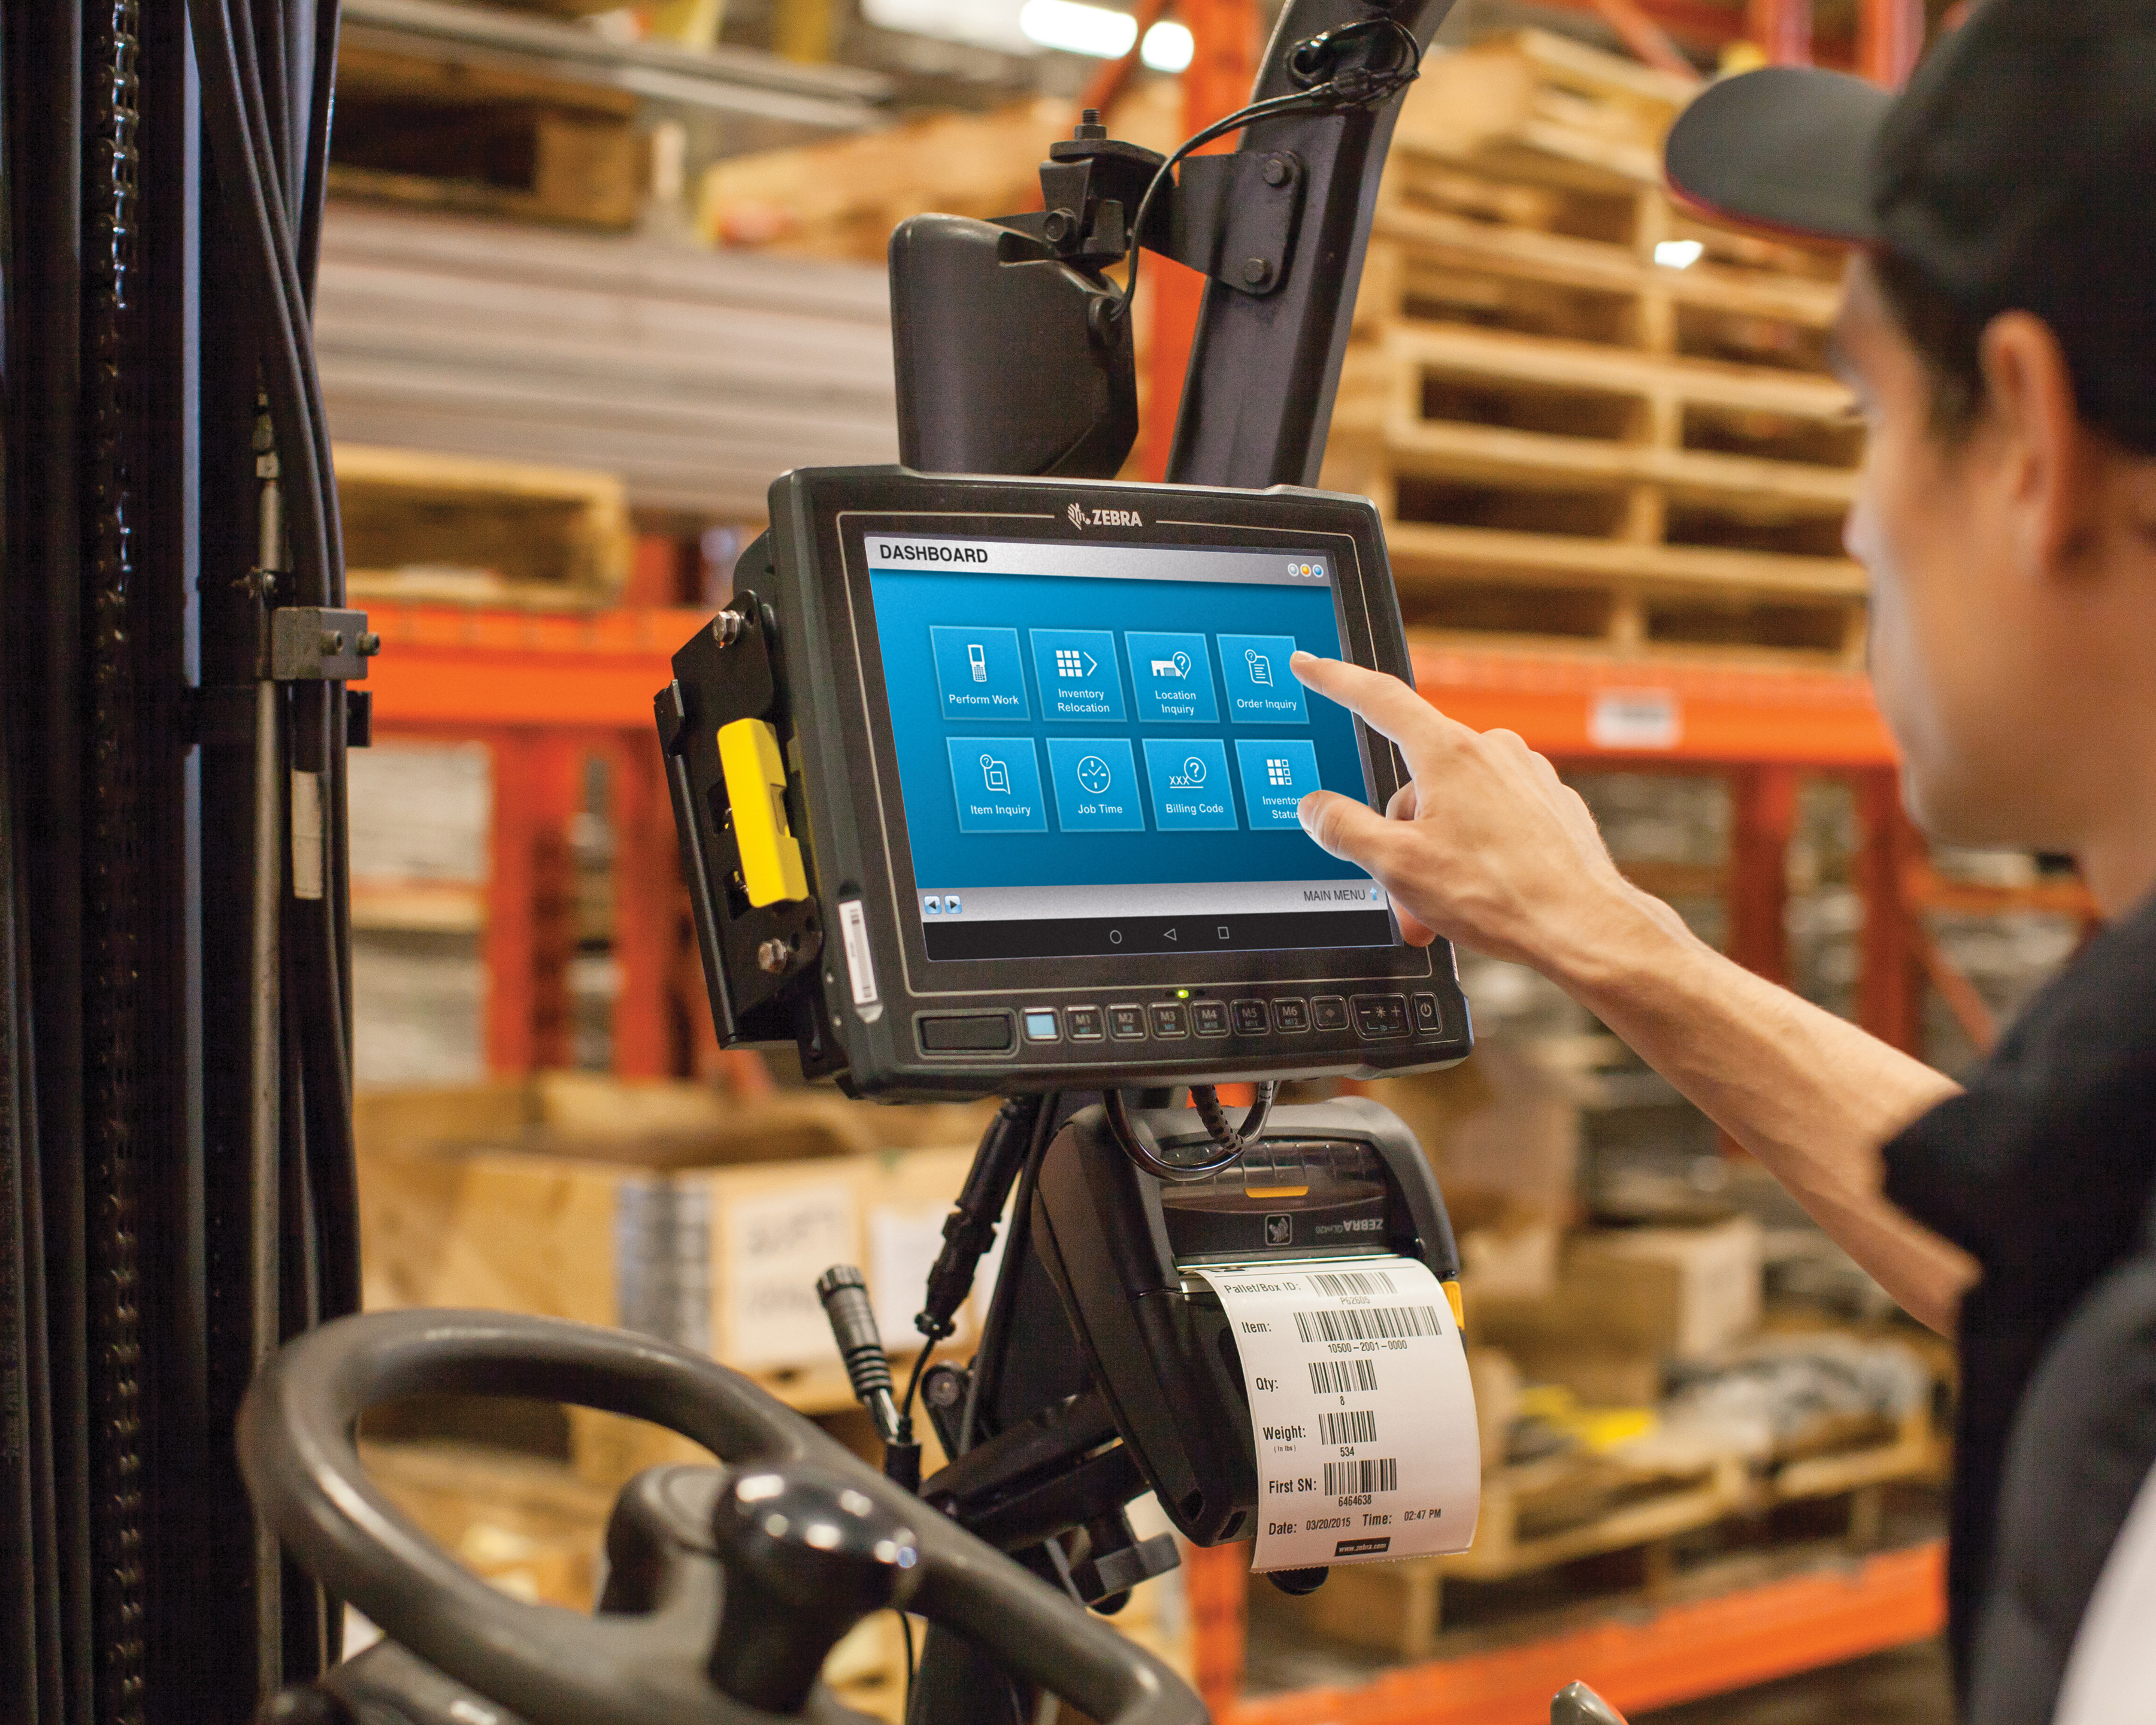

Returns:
922,908,1394,962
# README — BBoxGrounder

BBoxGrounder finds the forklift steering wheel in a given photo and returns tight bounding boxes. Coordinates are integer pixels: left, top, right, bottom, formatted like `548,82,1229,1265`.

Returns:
240,1310,1206,1725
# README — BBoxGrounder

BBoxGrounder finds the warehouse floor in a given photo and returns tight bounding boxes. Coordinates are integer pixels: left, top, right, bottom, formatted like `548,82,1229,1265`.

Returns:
1638,1641,1953,1724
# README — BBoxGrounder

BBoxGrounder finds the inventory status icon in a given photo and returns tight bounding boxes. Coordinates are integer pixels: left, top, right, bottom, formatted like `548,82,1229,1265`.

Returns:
1266,758,1294,786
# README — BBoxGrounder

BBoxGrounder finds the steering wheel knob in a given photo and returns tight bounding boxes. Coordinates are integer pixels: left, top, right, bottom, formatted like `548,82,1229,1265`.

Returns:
710,1461,922,1712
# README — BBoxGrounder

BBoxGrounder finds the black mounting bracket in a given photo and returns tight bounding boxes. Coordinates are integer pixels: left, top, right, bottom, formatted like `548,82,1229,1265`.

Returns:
1154,150,1307,296
996,119,1308,300
656,582,829,1056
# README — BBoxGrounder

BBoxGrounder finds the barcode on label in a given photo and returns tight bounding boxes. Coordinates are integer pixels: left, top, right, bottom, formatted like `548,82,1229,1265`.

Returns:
1318,1409,1377,1445
1309,1268,1398,1297
1309,1359,1379,1394
1323,1458,1398,1495
1294,1305,1443,1343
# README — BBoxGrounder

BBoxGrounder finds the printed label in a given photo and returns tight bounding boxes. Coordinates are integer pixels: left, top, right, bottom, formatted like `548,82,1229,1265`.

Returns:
1199,1255,1479,1572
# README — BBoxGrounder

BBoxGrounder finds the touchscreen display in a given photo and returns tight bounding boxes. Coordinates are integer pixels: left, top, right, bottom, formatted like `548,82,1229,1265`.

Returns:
863,534,1396,961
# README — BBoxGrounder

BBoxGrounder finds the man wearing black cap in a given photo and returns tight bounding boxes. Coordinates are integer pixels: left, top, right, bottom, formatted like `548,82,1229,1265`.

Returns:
1288,3,2156,1719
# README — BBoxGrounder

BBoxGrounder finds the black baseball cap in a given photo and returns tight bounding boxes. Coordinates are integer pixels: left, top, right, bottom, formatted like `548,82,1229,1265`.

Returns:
1664,0,2156,451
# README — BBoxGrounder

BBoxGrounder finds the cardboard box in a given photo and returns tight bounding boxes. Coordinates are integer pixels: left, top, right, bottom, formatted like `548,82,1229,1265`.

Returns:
359,1127,994,1389
1567,1218,1763,1360
1470,1216,1763,1365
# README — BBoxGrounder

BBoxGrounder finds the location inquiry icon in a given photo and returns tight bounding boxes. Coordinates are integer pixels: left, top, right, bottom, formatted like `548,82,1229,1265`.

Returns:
980,754,1012,794
1076,755,1114,795
1245,647,1273,687
1148,650,1193,679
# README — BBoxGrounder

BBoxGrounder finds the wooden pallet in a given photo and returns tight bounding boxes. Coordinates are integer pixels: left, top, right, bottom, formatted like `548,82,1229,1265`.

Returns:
1280,1402,1942,1663
1292,1449,1749,1661
329,44,641,231
1325,31,1866,666
337,443,633,610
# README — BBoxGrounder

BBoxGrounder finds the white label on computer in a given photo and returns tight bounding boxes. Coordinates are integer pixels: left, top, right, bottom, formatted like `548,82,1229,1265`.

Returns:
838,897,879,1009
1198,1255,1479,1572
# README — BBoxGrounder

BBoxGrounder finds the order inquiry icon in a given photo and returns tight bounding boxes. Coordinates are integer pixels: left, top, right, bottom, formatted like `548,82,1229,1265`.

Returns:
1245,647,1273,686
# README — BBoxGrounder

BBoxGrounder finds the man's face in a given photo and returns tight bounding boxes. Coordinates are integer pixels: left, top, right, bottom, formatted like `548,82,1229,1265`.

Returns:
1834,258,2067,848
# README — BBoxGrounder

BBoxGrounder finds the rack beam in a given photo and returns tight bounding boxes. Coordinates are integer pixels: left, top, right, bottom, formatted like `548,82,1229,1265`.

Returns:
1227,1541,1945,1725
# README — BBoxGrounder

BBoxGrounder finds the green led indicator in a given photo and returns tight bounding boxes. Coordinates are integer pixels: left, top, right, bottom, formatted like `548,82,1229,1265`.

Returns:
1176,989,1191,1000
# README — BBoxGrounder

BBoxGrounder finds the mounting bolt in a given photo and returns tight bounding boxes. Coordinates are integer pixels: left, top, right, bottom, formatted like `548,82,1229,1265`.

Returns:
357,632,383,656
321,630,346,655
1043,207,1080,245
1241,256,1273,288
1262,153,1290,187
713,611,744,647
757,938,791,974
1075,107,1107,140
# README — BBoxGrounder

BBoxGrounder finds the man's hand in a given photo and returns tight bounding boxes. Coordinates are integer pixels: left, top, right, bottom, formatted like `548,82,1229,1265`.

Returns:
1291,651,1974,1334
1291,652,1676,972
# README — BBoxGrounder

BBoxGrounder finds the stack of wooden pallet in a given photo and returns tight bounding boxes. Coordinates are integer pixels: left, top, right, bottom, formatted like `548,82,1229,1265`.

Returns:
337,443,632,609
1325,31,1866,664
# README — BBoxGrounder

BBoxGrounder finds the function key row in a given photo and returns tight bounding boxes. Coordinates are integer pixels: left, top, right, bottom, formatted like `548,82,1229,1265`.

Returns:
1019,992,1446,1046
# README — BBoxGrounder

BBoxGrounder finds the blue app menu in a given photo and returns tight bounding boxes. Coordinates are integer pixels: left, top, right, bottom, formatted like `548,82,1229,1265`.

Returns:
869,559,1374,897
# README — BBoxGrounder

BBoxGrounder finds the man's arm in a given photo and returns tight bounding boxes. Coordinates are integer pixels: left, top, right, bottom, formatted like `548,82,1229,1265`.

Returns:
1292,653,1978,1334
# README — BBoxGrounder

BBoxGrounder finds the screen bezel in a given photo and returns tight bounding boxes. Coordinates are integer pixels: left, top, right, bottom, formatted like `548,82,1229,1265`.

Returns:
795,471,1441,1000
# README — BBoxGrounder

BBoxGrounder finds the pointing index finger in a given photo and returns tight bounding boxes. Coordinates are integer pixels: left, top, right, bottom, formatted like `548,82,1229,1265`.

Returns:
1290,651,1464,756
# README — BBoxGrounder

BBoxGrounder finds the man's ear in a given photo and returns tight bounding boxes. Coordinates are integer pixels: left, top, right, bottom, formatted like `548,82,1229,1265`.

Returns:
1978,310,2100,573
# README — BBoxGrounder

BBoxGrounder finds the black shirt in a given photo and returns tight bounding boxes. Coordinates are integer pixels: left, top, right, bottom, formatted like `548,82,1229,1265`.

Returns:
1882,888,2156,1722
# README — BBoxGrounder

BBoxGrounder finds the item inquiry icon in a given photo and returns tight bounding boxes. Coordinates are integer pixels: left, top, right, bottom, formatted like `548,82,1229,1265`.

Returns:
1150,651,1194,680
979,755,1012,794
1245,648,1274,687
1075,755,1115,795
1168,756,1209,789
